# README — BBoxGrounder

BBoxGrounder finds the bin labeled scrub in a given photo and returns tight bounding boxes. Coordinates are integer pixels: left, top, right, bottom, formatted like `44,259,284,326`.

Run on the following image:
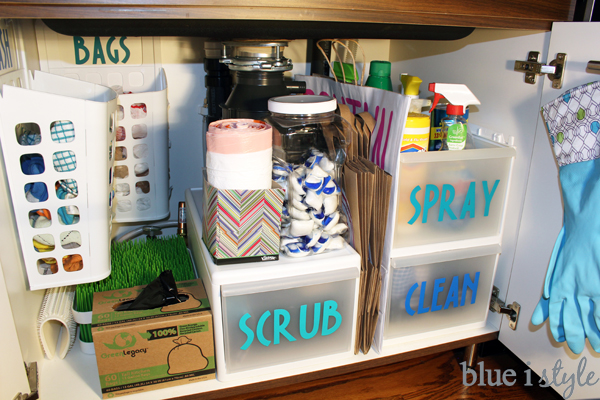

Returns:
186,187,360,382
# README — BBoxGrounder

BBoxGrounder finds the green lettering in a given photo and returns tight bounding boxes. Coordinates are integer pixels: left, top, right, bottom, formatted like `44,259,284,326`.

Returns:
73,36,90,65
106,37,119,63
120,36,130,63
93,36,106,64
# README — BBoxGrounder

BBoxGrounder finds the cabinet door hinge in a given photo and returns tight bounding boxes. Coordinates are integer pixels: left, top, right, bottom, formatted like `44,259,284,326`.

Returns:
12,362,38,400
490,286,520,330
514,51,567,89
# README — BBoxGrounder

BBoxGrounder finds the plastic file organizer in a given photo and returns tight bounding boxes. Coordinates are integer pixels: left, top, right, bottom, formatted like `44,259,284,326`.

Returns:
186,187,361,382
374,132,516,352
35,23,169,222
0,71,117,290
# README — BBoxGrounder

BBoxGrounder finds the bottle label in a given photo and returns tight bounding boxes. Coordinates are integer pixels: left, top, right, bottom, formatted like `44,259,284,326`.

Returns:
447,123,467,150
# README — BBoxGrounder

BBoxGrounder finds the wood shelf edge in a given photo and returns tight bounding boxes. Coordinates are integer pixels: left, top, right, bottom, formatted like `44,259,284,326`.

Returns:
171,330,499,400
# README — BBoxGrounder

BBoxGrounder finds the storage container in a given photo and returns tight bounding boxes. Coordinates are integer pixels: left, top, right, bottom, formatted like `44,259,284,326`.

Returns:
384,244,500,341
186,187,361,382
202,172,285,265
266,95,352,257
392,134,515,249
0,70,117,290
35,22,169,223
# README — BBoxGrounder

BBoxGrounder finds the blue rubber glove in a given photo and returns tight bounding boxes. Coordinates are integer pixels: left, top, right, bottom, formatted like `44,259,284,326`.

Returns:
532,82,600,355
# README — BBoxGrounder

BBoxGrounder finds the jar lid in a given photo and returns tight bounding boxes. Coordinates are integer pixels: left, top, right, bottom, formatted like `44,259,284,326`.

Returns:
268,95,337,114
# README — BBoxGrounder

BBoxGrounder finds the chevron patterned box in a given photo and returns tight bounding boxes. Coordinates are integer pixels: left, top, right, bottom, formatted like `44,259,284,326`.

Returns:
201,176,285,265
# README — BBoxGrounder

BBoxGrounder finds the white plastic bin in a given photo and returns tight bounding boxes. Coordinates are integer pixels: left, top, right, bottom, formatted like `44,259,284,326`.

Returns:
384,245,500,342
392,135,515,248
186,187,361,382
35,21,169,222
112,69,168,222
0,71,117,290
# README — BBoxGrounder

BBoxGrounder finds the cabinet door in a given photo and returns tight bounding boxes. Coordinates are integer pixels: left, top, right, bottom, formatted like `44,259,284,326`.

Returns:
389,28,549,331
500,22,600,400
0,259,31,399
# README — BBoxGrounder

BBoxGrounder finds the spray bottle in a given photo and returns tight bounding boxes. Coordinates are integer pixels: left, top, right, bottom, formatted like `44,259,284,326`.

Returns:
401,74,431,113
428,83,480,151
400,75,432,152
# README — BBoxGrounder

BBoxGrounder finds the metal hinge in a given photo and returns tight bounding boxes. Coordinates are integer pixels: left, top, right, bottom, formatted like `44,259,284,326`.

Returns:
490,286,520,330
514,51,567,89
12,362,39,400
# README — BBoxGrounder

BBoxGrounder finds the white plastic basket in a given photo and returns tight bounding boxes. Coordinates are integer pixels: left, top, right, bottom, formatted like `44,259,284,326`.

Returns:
0,71,117,290
35,22,170,222
112,69,169,222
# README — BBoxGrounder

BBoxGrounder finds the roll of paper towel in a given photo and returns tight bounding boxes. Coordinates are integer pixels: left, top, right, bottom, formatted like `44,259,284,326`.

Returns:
206,119,273,190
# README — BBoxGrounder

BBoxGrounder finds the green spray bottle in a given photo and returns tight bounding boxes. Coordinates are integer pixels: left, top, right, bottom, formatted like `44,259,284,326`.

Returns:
428,83,480,151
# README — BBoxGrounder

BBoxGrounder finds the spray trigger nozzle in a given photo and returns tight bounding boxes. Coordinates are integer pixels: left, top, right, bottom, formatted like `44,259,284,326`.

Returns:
430,92,445,113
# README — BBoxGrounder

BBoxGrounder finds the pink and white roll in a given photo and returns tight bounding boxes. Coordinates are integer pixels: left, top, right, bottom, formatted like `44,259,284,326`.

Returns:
206,119,273,190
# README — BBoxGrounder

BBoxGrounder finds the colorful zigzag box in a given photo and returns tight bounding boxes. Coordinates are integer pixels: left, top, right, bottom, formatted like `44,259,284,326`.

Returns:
202,176,284,265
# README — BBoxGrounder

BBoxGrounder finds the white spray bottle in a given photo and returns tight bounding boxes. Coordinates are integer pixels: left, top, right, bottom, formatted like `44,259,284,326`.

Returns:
428,83,480,151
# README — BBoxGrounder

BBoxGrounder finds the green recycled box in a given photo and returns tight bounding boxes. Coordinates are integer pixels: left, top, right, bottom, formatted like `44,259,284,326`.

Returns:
91,279,215,398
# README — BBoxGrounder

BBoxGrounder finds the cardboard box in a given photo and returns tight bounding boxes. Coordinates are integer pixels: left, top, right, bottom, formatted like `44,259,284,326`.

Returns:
91,279,215,398
202,174,285,265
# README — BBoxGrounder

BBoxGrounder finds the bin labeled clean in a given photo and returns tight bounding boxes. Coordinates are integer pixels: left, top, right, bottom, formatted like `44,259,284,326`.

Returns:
384,245,500,340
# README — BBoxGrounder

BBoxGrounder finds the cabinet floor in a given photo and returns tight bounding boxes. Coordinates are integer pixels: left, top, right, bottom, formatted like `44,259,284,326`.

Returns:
216,344,563,400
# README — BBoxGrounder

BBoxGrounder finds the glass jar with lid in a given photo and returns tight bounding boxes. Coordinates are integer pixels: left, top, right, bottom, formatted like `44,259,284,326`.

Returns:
265,95,354,258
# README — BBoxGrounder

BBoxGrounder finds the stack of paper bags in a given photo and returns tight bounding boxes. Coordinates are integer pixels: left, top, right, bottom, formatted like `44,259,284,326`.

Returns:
339,104,392,354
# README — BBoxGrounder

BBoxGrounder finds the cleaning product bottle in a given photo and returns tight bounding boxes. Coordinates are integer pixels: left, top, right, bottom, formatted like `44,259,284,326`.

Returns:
365,61,393,91
428,83,480,151
400,75,432,153
401,74,431,113
333,39,359,84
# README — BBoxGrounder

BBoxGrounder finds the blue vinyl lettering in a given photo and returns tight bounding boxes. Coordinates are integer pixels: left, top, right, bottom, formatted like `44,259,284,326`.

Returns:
422,185,440,224
257,311,271,347
299,303,321,340
239,313,254,350
439,184,457,222
417,281,430,314
408,186,422,225
461,272,480,306
274,309,296,344
431,278,446,312
405,283,419,316
483,180,500,217
444,276,460,310
322,300,342,336
459,182,476,219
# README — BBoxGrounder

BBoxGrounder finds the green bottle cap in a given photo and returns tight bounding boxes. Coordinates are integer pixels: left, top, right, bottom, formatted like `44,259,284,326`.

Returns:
369,60,391,77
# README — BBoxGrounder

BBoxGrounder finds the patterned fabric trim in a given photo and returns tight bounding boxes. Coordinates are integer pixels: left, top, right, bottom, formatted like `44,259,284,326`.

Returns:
541,81,600,167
